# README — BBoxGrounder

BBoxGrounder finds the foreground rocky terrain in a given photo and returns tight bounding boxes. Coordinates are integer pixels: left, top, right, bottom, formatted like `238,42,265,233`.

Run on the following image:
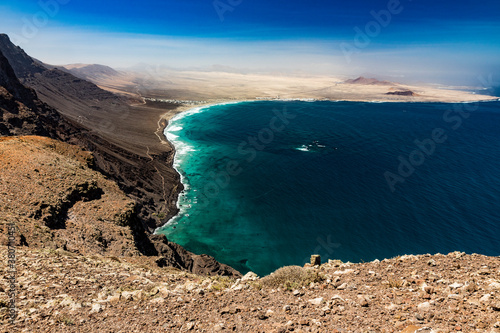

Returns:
1,247,499,332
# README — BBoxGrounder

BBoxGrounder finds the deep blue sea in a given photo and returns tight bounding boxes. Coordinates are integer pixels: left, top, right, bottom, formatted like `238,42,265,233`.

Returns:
158,100,500,276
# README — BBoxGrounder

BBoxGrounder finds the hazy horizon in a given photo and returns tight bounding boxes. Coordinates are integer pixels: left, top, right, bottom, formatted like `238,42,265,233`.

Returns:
0,0,499,87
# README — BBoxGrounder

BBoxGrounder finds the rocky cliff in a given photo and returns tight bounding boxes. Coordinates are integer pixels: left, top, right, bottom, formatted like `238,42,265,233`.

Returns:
0,34,239,278
0,33,181,233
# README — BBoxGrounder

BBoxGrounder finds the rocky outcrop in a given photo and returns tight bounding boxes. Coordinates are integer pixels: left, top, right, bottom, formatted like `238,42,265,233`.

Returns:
387,90,417,96
0,136,140,257
150,234,240,277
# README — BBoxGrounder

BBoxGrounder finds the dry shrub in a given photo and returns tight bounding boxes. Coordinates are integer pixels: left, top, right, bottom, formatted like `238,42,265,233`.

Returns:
386,278,405,288
210,276,234,291
261,266,324,290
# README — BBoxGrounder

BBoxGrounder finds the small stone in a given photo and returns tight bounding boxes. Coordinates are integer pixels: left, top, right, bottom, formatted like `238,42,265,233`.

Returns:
308,297,324,306
427,259,436,266
480,294,491,303
108,294,121,304
401,325,421,333
283,305,291,312
328,259,343,267
149,297,164,304
449,282,463,289
257,313,268,320
489,282,500,290
491,302,500,311
417,302,431,311
299,319,310,326
220,307,230,315
415,313,424,321
423,286,434,294
310,254,321,266
360,299,369,307
462,281,478,293
90,303,103,314
454,325,462,331
241,272,259,281
336,283,348,290
122,291,134,301
422,294,431,300
265,309,274,317
186,322,195,330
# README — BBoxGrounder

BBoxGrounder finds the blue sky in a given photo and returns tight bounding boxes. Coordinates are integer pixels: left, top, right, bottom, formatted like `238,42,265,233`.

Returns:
0,0,499,86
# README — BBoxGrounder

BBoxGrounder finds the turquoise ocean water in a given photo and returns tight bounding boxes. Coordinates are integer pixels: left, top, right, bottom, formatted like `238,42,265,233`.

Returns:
158,100,500,276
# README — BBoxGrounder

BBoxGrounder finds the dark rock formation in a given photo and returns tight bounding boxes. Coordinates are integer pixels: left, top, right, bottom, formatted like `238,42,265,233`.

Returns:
386,90,416,96
151,234,240,278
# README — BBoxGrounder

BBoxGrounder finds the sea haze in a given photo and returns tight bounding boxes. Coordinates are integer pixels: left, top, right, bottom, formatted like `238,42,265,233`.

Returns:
158,101,500,276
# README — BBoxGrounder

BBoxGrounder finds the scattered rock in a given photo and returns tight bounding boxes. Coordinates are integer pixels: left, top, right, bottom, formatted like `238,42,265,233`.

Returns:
90,303,103,314
308,297,324,305
310,255,321,266
401,325,421,333
241,272,259,282
449,282,463,289
336,283,348,290
417,302,431,311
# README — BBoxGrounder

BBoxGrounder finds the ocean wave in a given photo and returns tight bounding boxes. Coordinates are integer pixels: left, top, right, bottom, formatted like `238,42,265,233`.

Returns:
295,145,311,152
168,125,183,132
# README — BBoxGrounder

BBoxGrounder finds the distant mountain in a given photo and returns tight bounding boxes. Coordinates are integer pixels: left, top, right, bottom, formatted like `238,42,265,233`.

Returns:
63,63,123,83
0,34,129,129
344,76,394,85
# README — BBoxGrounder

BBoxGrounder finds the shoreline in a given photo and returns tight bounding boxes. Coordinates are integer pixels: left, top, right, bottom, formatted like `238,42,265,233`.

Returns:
153,99,255,234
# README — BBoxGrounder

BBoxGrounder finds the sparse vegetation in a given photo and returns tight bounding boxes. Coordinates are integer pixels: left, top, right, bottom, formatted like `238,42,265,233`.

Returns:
210,276,234,291
58,315,74,326
108,256,121,263
385,278,405,289
261,266,325,290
